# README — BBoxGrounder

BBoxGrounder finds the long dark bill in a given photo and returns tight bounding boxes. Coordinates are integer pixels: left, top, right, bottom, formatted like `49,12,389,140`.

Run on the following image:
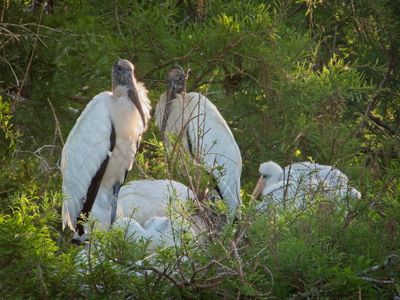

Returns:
160,83,176,141
128,86,147,128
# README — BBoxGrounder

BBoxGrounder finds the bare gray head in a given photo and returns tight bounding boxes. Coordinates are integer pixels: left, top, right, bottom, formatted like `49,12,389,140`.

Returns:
112,59,147,128
166,66,186,98
160,66,186,140
112,59,135,90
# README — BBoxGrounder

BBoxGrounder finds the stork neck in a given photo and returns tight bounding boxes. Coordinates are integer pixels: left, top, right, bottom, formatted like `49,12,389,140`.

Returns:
112,75,135,92
112,85,129,97
160,90,179,140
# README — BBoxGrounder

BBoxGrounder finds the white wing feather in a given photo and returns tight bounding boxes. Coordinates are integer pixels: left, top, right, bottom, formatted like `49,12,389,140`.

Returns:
281,162,361,199
185,92,242,212
113,216,177,251
257,178,323,211
155,92,242,213
116,179,195,226
61,92,113,231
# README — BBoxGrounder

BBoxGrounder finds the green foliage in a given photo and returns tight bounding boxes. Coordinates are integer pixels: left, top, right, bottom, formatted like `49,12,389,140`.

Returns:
0,0,399,298
247,199,400,298
0,193,75,299
0,96,20,154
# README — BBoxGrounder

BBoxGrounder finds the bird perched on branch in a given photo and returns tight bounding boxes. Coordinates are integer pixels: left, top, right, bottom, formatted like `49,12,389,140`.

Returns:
61,59,151,243
155,66,242,217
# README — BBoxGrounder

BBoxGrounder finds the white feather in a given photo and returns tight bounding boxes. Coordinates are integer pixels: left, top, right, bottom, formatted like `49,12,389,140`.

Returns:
62,84,151,239
116,179,195,225
255,161,361,210
256,178,325,211
155,92,242,214
113,216,186,251
61,92,113,231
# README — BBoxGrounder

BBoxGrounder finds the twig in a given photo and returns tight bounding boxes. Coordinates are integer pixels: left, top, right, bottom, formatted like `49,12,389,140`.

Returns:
230,240,245,284
189,35,246,91
36,264,49,300
12,5,45,110
354,45,394,138
114,0,129,51
1,0,9,22
46,97,65,146
367,113,398,136
359,254,399,276
332,24,337,55
141,44,203,79
0,56,19,87
360,276,395,285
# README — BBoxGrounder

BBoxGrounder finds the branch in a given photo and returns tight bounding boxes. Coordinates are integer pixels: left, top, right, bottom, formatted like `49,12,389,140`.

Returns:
12,7,45,111
141,44,203,79
360,276,395,285
359,254,399,276
47,97,65,146
355,33,398,138
188,35,246,91
230,240,245,284
367,113,398,136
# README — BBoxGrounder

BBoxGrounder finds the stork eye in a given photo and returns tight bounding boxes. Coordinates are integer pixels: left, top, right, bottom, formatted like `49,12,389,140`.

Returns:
117,65,123,71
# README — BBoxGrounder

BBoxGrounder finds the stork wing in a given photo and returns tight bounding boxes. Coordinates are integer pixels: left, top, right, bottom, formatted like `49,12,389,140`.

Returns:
185,92,242,212
283,162,348,188
61,92,114,231
257,178,321,211
116,179,194,226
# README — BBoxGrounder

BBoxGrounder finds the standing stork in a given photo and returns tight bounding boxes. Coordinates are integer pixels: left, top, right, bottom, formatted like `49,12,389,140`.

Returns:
61,59,151,243
154,67,242,216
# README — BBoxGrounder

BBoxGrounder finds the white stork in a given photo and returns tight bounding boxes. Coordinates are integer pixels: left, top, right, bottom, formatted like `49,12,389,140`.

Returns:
154,67,242,216
61,59,151,243
252,161,361,208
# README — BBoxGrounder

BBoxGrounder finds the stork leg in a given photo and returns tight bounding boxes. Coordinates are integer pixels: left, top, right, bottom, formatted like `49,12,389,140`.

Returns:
111,182,122,225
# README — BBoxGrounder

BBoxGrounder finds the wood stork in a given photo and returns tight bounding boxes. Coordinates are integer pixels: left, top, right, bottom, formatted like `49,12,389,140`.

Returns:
113,215,193,252
116,179,206,234
254,177,325,211
76,215,193,271
117,179,193,223
61,59,151,243
154,67,242,216
252,161,362,207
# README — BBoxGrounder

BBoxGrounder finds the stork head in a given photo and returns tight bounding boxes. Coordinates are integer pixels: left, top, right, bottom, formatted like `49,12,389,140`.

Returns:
112,59,135,89
166,66,186,99
252,161,283,199
160,66,186,139
112,59,147,128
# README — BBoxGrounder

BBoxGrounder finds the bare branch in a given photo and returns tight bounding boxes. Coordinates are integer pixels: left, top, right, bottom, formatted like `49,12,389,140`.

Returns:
360,276,395,285
12,6,45,110
47,97,65,146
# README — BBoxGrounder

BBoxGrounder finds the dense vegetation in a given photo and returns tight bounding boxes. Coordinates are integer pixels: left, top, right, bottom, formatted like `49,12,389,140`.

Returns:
1,0,399,298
